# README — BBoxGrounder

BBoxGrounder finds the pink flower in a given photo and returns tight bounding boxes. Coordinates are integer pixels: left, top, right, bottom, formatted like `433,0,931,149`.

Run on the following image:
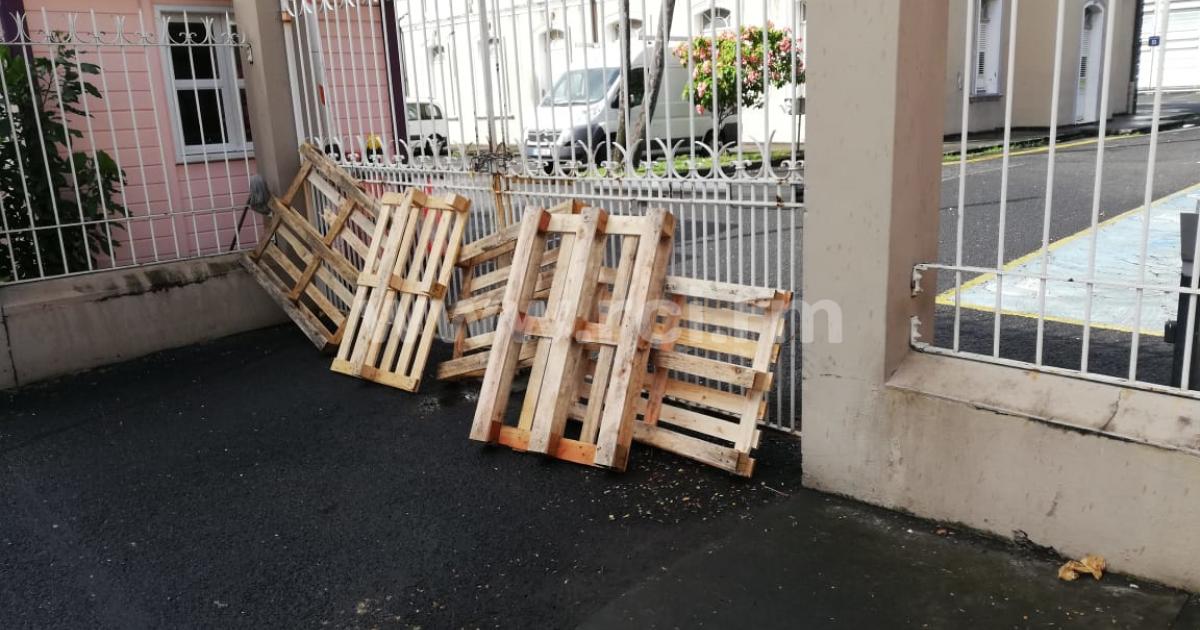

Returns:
696,104,705,115
696,82,707,96
747,70,760,83
780,38,792,53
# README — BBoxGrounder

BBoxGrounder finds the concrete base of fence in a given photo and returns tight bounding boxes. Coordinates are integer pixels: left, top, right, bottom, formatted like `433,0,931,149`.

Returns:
0,255,287,390
804,352,1200,592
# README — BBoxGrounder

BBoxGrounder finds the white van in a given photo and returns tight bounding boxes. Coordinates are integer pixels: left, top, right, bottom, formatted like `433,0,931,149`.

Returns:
405,101,449,155
523,47,731,164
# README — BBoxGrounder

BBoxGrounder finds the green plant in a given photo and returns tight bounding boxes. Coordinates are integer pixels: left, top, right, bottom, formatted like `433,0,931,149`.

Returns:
0,43,126,282
673,24,805,125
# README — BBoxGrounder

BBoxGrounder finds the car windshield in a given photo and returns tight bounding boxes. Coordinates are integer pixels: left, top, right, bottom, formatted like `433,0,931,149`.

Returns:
541,68,618,106
405,103,442,119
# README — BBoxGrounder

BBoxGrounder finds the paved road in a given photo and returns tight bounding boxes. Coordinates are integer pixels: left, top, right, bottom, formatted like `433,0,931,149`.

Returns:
933,122,1200,383
938,124,1200,285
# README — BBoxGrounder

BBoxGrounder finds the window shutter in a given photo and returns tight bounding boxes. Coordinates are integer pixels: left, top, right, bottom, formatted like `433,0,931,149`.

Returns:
975,0,991,93
1079,16,1092,83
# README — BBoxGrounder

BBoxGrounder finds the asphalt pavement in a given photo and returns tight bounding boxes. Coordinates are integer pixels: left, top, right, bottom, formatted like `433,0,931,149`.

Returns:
934,118,1200,382
938,124,1200,281
2,325,1197,628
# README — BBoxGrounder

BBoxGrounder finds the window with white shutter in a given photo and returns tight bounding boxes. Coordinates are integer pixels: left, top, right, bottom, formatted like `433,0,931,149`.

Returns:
973,0,1004,95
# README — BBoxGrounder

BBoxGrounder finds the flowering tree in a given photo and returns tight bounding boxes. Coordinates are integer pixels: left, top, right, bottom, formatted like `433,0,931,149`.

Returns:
674,24,804,127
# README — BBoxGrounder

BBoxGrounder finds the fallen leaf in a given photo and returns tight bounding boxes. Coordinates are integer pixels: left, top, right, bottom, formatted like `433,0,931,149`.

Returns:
1058,554,1106,582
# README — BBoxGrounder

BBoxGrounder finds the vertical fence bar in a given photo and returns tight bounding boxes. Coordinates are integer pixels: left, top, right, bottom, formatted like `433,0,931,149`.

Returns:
1035,0,1067,367
952,0,975,353
1128,0,1172,382
1079,3,1118,375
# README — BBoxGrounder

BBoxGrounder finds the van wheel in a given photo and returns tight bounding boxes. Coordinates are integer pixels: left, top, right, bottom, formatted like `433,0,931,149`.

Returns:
590,132,610,165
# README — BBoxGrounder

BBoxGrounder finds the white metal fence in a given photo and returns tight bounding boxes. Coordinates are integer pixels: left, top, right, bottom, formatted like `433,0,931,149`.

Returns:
0,9,260,285
281,0,806,431
918,0,1200,397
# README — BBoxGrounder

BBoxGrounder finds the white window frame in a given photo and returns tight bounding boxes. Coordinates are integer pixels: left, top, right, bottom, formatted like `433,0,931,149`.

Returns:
973,0,1004,96
698,7,732,32
607,18,644,42
157,7,253,163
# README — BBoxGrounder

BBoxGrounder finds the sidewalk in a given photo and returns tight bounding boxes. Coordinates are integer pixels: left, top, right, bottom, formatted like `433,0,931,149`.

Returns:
944,91,1200,157
2,325,1197,628
582,492,1200,628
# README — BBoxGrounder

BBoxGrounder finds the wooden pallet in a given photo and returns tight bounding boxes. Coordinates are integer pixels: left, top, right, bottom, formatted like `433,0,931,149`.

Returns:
243,143,380,352
436,200,582,381
632,277,791,477
330,189,472,392
469,206,675,471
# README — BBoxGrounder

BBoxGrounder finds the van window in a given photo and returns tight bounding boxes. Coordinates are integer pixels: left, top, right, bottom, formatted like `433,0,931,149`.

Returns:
405,103,443,119
541,68,619,106
627,70,644,107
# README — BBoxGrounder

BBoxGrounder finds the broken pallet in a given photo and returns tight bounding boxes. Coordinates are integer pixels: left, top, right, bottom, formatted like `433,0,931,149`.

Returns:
330,189,471,392
469,206,675,471
243,143,380,351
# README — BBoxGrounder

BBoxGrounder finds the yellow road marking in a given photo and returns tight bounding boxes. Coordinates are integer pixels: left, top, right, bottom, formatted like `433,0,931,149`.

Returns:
937,181,1200,336
942,127,1177,165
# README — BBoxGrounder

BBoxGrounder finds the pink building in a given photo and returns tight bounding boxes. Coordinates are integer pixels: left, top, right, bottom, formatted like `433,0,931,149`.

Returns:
2,0,260,280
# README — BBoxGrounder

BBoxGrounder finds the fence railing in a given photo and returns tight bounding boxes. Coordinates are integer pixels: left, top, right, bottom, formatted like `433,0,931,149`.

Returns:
0,9,261,286
918,0,1200,398
281,0,807,431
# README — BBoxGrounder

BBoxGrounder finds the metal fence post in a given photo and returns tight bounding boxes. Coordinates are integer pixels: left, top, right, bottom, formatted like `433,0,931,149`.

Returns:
477,0,496,153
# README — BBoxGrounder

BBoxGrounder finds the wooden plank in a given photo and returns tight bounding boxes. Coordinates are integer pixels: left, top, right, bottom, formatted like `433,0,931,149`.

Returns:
593,208,675,471
579,235,638,443
470,208,552,441
652,350,767,389
299,142,380,216
664,276,783,306
516,233,577,433
526,208,609,456
437,341,536,381
633,422,744,475
641,293,685,428
670,327,760,360
241,256,331,350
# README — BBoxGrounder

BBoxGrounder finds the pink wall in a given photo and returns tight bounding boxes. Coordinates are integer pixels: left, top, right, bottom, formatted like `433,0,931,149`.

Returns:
309,5,394,158
20,0,260,270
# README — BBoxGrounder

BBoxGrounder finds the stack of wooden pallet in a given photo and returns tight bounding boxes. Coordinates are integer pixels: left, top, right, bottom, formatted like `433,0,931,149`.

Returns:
245,156,789,475
457,203,791,476
244,146,472,392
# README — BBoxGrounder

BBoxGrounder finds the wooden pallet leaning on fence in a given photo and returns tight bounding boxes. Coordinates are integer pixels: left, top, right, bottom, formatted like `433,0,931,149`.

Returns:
469,206,675,471
243,143,379,351
632,277,791,477
437,200,582,381
331,189,471,392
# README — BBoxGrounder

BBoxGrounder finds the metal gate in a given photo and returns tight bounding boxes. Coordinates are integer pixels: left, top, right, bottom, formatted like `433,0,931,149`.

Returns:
278,0,807,431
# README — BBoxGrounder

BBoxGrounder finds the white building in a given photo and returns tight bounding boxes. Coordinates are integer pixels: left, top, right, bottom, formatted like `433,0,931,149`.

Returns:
393,0,808,150
1139,0,1200,91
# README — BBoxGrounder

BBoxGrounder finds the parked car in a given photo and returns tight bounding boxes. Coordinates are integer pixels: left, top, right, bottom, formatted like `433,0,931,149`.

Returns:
405,101,449,156
523,48,734,165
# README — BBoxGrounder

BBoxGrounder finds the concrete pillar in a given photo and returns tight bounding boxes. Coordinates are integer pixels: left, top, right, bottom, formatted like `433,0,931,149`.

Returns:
801,0,948,477
232,0,301,197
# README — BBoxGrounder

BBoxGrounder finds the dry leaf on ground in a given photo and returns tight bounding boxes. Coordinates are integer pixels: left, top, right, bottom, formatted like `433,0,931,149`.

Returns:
1058,554,1106,581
